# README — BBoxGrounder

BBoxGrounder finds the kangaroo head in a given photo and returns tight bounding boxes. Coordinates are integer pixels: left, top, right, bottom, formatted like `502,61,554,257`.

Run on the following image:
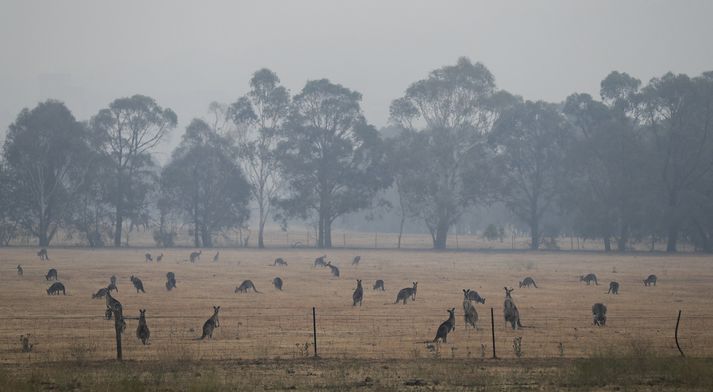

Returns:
213,306,220,314
357,279,362,285
518,281,523,288
463,289,470,299
504,287,514,297
413,282,418,289
448,308,455,317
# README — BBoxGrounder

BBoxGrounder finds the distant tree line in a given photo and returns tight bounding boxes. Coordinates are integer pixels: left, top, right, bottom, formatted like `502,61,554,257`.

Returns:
1,59,712,252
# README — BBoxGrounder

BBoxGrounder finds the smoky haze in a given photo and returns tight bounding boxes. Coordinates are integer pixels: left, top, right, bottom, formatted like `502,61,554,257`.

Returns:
2,0,712,158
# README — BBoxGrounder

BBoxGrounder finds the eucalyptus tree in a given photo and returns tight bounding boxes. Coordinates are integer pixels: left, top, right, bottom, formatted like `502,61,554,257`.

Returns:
389,57,505,249
161,119,251,247
276,79,391,248
90,95,177,247
228,69,290,248
3,100,90,246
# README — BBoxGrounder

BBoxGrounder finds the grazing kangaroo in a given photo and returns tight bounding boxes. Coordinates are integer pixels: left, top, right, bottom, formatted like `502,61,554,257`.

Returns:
37,248,49,260
607,281,620,294
92,287,109,299
166,272,176,291
352,280,364,306
199,306,220,339
45,268,58,281
47,282,66,295
433,308,456,343
17,265,23,276
592,303,607,326
156,253,163,262
213,251,219,262
130,275,145,293
465,290,486,304
144,253,153,262
503,287,522,330
643,274,657,286
274,257,288,266
352,256,361,266
325,261,340,278
189,250,202,263
580,273,598,285
395,282,418,304
136,309,150,345
519,277,538,288
314,255,327,268
235,280,261,293
373,279,385,291
462,289,479,330
273,277,283,290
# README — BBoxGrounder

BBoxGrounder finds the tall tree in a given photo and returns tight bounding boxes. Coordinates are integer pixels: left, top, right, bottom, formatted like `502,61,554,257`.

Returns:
90,95,177,247
228,69,290,248
0,161,21,246
3,100,90,246
641,72,713,252
276,79,391,248
161,119,251,247
390,57,504,249
492,100,571,250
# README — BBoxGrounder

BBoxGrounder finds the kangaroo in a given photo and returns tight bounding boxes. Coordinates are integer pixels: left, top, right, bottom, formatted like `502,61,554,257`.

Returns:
519,277,538,288
37,248,49,260
352,255,361,266
105,290,122,314
314,255,327,268
503,287,522,330
92,287,109,299
592,303,607,326
47,282,66,295
107,282,118,293
130,275,145,293
643,274,657,286
144,253,153,262
17,265,23,276
466,290,486,304
607,281,620,294
166,272,177,291
580,273,598,285
274,257,288,266
235,280,261,293
45,268,58,281
189,250,202,263
462,289,479,330
20,334,33,353
433,308,456,343
136,309,150,345
199,306,220,339
273,277,283,290
213,251,219,262
110,275,118,287
156,253,163,262
325,261,340,278
373,279,385,291
353,280,364,306
395,282,418,304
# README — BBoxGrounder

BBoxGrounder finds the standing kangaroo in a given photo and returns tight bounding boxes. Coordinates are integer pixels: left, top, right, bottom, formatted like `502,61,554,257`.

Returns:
273,277,283,290
144,253,153,262
352,280,364,306
47,282,66,295
213,252,219,262
462,289,479,330
395,282,418,304
352,256,361,266
643,274,657,286
519,277,538,288
373,279,385,291
325,262,340,278
190,250,202,263
433,308,456,343
274,257,288,266
17,265,23,276
235,280,261,293
592,303,607,326
607,281,620,294
37,248,49,260
166,272,177,291
105,290,124,328
200,306,220,339
580,274,598,285
136,309,150,345
314,255,327,268
156,253,163,262
109,275,118,291
503,287,522,330
45,268,58,281
130,275,145,293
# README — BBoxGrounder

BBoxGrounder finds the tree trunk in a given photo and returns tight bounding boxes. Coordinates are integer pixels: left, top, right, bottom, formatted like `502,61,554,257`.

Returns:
317,214,325,249
325,219,332,248
617,224,629,252
113,207,122,247
666,224,678,253
604,236,611,252
397,213,406,249
257,202,265,249
529,218,540,250
433,220,449,250
201,225,212,248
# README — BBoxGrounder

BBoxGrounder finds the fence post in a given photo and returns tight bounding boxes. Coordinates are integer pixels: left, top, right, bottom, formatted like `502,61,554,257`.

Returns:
490,307,497,359
343,232,346,248
114,310,123,361
312,307,318,358
675,310,685,357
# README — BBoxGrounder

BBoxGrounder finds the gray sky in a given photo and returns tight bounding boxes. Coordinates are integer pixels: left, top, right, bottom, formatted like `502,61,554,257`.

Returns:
1,0,712,161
